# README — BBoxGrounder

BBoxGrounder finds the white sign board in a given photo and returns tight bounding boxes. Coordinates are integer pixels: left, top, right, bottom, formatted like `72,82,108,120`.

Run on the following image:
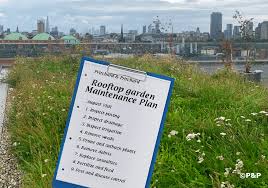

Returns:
53,57,174,188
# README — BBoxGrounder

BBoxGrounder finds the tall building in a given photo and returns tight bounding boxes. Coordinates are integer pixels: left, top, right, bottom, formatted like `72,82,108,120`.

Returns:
233,26,240,40
100,25,106,35
196,27,201,37
225,24,233,40
224,30,228,39
37,19,45,33
119,24,125,42
50,26,59,38
148,24,153,33
261,21,268,40
129,30,138,35
46,16,50,33
0,25,3,34
154,19,161,33
6,28,10,34
16,26,19,33
255,23,262,40
210,12,222,40
70,28,76,36
143,25,146,34
126,30,137,42
244,21,254,39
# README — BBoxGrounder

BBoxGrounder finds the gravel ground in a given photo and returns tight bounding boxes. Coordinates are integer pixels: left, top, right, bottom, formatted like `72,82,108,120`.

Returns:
0,68,22,188
0,126,22,188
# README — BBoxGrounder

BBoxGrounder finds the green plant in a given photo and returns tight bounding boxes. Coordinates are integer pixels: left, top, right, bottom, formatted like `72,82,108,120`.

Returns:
6,55,268,188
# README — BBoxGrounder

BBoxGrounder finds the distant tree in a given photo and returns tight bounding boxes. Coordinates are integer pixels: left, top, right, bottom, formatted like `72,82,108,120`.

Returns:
233,10,254,73
220,40,233,70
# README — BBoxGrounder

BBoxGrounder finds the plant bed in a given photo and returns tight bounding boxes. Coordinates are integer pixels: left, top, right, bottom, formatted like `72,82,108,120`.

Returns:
5,56,268,188
240,70,263,82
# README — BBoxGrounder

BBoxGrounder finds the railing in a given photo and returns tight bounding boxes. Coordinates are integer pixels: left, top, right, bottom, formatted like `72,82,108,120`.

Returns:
0,42,268,59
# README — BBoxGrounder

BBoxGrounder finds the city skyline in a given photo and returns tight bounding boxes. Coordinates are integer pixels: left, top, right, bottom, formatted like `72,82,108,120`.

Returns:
0,0,268,34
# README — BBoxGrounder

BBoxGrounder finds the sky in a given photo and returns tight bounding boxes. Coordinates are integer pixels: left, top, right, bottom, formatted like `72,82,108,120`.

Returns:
0,0,268,34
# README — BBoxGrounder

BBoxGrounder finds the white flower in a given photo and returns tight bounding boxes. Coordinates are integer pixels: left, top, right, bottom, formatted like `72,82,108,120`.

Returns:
44,159,49,163
186,133,195,141
220,132,227,136
195,149,200,153
197,156,204,163
240,116,245,119
236,152,241,156
225,119,231,122
169,130,178,136
221,181,235,188
215,117,225,121
186,132,200,141
233,159,244,174
12,142,17,147
259,111,267,114
62,109,66,112
168,130,178,138
216,155,224,160
245,119,252,122
224,168,232,177
197,139,201,143
261,155,266,160
41,174,47,178
250,113,258,116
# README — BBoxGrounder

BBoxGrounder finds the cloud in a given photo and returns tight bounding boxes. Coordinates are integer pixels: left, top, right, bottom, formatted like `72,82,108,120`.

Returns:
0,12,6,17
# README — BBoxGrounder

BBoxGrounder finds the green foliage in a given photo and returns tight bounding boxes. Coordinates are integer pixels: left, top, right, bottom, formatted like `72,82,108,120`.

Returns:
6,55,268,188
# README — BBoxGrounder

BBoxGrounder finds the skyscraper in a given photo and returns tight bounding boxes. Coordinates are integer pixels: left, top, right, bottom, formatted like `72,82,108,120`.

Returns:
70,28,76,36
148,24,153,33
100,25,106,36
154,19,161,33
50,26,59,38
225,24,233,40
46,16,50,33
210,12,222,40
196,27,201,37
255,23,262,40
261,21,268,40
0,25,3,34
143,25,146,34
37,19,45,33
16,26,19,33
233,26,240,40
119,24,125,42
243,21,254,39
